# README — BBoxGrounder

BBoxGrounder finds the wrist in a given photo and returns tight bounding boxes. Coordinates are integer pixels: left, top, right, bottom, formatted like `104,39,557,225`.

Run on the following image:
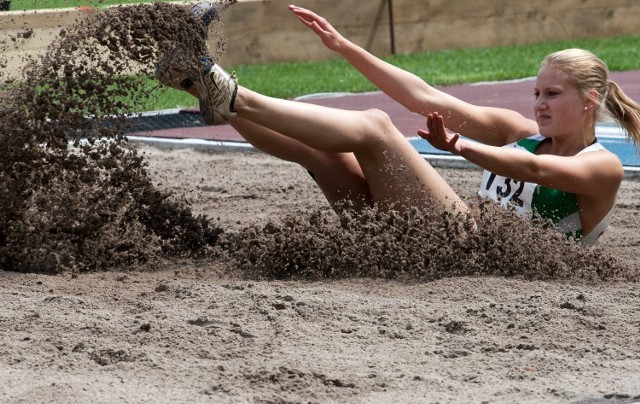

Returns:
337,38,359,56
454,138,468,156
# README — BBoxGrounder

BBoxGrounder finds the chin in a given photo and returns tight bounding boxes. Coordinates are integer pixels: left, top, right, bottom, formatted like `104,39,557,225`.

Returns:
537,125,558,138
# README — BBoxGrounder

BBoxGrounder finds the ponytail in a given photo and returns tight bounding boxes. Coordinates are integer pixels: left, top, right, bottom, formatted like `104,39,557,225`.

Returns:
604,80,640,147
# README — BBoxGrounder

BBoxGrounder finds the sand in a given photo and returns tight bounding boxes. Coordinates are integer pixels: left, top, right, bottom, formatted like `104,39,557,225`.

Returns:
1,146,639,404
1,2,639,402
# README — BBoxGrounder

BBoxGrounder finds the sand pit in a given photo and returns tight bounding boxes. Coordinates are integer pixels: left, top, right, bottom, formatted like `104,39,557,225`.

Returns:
1,2,639,402
1,146,639,403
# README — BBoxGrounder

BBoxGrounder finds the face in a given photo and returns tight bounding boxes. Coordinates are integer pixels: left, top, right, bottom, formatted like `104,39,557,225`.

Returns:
534,65,589,138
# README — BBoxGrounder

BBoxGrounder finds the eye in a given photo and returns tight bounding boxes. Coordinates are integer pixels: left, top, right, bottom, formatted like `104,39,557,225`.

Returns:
534,91,540,98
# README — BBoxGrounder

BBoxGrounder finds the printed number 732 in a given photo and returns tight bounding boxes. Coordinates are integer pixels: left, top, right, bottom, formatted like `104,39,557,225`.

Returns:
485,173,525,207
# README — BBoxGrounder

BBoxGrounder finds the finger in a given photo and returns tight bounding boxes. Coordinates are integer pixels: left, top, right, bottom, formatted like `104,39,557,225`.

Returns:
433,113,446,135
288,4,306,12
425,113,434,133
417,128,430,139
309,21,327,36
426,113,439,135
289,6,312,22
448,133,461,154
294,11,327,35
289,5,320,21
290,6,333,30
296,15,326,37
296,15,313,27
298,17,315,31
435,112,445,128
292,8,314,24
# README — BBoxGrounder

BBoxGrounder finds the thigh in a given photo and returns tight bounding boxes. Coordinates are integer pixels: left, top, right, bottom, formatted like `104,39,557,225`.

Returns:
354,128,470,216
305,151,372,213
230,118,372,212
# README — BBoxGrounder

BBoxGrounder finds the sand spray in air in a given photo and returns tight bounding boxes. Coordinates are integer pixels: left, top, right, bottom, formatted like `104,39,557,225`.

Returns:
0,2,236,273
221,199,635,282
0,1,634,282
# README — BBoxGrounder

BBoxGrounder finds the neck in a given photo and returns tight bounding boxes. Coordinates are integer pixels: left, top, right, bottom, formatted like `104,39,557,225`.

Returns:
550,127,597,156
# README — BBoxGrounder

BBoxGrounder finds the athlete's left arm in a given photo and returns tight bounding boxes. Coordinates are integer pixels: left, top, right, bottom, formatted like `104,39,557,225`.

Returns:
419,113,624,197
463,143,623,197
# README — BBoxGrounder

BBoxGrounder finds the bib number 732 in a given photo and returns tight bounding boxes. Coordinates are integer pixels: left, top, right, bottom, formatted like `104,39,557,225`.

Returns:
485,173,525,207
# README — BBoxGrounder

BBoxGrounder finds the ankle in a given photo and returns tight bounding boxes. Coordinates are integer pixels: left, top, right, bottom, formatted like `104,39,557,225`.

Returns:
230,85,242,114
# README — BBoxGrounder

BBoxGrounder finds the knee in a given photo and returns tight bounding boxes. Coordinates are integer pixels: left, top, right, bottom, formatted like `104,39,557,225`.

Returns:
360,108,401,142
362,108,393,130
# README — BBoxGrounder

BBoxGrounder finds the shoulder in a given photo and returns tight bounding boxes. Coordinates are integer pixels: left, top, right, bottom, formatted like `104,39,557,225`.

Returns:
574,148,624,190
532,145,623,198
578,140,608,154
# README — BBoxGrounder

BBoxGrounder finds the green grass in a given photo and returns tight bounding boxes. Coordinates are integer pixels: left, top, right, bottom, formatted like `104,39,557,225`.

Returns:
9,0,168,10
6,0,640,110
153,35,640,110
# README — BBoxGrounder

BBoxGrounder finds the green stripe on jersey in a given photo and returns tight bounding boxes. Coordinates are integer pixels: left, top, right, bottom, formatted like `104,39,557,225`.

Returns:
516,138,542,153
517,137,580,226
531,186,579,225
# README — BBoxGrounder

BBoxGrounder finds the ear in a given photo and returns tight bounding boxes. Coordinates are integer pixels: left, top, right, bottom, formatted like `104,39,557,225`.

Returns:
584,89,599,110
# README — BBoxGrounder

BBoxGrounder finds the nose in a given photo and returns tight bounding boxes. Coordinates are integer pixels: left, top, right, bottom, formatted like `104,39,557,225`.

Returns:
534,96,547,112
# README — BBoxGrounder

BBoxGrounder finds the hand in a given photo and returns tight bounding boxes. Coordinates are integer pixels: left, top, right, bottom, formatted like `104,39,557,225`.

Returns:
417,112,463,155
288,5,346,52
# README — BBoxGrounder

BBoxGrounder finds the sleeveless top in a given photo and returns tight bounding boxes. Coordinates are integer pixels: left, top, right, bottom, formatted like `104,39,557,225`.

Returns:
477,134,612,245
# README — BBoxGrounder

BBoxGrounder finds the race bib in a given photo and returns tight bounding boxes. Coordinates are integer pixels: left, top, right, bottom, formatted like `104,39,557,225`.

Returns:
478,170,536,218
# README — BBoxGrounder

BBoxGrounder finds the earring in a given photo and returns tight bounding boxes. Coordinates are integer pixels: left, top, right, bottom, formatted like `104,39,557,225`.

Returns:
584,106,588,111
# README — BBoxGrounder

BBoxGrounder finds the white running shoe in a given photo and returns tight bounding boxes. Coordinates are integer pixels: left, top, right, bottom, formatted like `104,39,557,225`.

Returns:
196,63,238,120
191,1,220,31
155,42,198,93
154,1,238,125
192,64,238,119
198,65,234,125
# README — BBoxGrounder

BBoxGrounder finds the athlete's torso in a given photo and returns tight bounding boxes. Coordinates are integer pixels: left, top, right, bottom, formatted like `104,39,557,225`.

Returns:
477,134,610,243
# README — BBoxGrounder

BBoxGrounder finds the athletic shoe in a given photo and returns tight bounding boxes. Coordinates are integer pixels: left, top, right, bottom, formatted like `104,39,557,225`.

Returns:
197,59,230,125
155,1,219,93
194,63,238,120
199,99,227,126
191,1,220,33
155,44,226,125
155,42,197,93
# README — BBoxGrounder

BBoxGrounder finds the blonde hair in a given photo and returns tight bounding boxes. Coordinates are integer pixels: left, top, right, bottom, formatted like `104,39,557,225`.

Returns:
542,49,640,147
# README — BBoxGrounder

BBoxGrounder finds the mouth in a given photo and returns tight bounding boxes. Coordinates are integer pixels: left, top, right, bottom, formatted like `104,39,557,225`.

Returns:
536,114,551,124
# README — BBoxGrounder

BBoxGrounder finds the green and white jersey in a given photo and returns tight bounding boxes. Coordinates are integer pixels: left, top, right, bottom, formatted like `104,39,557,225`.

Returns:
478,134,611,244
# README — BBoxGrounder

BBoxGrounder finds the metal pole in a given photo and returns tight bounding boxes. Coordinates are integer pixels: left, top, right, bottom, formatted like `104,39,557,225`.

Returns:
366,0,388,52
388,0,396,54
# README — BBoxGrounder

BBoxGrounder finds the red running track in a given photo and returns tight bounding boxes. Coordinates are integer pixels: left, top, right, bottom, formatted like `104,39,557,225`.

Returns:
133,70,640,142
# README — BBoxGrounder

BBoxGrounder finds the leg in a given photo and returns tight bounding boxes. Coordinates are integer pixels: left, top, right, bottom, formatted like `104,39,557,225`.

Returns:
164,61,468,217
230,117,372,212
158,63,372,211
232,87,470,215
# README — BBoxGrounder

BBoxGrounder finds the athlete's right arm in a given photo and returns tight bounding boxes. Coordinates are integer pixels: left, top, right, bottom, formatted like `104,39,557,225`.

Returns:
289,5,537,146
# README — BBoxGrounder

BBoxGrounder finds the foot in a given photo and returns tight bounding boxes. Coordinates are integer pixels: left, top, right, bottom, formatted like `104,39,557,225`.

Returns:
191,1,220,32
154,43,199,93
155,45,227,125
195,63,238,121
154,1,219,93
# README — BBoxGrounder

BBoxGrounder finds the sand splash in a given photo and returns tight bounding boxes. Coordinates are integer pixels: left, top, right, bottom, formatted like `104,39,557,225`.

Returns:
0,2,234,273
223,201,635,283
0,1,635,283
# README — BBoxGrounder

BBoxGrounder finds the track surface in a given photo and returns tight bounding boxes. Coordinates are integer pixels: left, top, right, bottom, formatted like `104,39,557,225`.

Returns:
130,70,640,168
